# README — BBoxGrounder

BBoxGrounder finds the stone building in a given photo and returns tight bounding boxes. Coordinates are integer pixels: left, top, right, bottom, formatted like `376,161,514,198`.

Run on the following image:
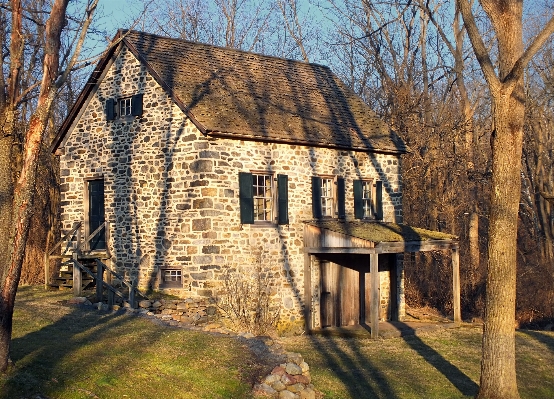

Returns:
52,30,458,334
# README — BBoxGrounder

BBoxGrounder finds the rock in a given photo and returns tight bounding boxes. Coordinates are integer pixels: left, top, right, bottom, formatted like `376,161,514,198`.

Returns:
161,309,173,315
299,362,309,373
292,374,310,385
139,300,151,308
206,305,217,316
112,305,120,311
180,316,193,324
152,301,163,309
279,390,298,399
176,302,188,311
83,300,92,306
299,388,316,399
204,323,222,330
286,352,304,365
254,383,277,396
272,366,286,376
68,297,88,304
264,374,281,385
285,363,303,376
281,373,295,385
271,381,287,392
287,383,305,393
240,332,255,339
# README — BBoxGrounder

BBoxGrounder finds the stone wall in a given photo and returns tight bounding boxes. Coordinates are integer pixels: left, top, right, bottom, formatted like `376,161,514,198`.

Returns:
59,43,404,328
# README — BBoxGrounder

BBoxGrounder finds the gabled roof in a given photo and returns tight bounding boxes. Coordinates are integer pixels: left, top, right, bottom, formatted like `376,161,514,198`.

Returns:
53,30,407,154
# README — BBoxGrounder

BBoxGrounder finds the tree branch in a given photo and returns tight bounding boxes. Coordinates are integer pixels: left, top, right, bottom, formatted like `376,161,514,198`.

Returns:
456,0,500,93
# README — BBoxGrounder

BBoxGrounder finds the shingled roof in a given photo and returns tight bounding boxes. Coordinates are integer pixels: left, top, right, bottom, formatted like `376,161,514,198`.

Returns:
53,30,407,153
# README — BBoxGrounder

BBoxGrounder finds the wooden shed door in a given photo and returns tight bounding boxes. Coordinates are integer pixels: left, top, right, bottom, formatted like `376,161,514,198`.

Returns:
88,179,105,250
320,262,360,327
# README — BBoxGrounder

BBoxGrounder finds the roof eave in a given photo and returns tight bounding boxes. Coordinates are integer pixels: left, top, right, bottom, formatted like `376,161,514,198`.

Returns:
206,130,408,155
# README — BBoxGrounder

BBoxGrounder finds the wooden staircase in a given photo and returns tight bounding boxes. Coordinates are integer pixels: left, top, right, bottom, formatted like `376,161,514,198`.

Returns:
45,221,147,307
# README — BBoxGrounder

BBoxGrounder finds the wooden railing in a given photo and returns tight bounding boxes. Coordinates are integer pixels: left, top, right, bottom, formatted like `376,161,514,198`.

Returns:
45,220,145,308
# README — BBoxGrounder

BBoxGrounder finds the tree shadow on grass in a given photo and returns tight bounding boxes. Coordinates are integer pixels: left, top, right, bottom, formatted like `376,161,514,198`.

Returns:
518,329,554,352
304,334,399,399
2,300,148,399
393,322,478,397
3,287,270,399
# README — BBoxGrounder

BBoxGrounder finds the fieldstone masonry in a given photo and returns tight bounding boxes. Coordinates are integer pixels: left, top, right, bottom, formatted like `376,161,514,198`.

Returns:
59,44,404,331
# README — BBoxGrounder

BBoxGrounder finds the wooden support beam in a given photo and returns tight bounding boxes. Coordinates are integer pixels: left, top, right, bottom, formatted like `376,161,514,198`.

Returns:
370,253,379,339
304,253,312,331
72,253,82,297
96,259,103,303
452,246,461,323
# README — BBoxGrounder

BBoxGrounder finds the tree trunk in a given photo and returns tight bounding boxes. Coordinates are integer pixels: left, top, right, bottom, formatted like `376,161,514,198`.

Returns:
0,0,69,373
477,90,524,399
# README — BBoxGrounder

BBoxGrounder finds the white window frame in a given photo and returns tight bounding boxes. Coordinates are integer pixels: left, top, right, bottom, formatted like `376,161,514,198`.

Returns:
160,268,183,288
361,180,373,218
320,177,335,217
252,173,274,222
118,97,133,118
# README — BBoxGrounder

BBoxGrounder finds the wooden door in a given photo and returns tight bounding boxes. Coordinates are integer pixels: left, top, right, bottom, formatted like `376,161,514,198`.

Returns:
88,179,105,250
320,261,360,327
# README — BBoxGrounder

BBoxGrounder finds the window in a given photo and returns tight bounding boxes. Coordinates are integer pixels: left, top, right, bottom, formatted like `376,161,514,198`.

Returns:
253,174,273,221
239,172,288,225
312,176,345,219
161,269,182,288
320,178,334,217
119,97,133,117
361,181,372,218
354,180,383,220
105,94,143,121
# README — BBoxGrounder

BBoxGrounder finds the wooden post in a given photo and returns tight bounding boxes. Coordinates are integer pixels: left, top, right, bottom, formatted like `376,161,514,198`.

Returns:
304,253,312,331
108,290,114,309
96,260,103,303
370,253,379,338
72,253,82,297
76,225,81,255
129,280,136,309
452,245,461,323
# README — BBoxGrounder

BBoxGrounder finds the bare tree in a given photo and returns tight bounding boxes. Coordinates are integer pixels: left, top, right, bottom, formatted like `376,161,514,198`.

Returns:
456,1,554,398
0,0,99,372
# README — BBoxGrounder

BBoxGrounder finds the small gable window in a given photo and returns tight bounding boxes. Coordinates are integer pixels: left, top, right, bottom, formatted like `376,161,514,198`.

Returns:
312,176,345,219
105,94,143,121
354,179,383,220
239,172,288,225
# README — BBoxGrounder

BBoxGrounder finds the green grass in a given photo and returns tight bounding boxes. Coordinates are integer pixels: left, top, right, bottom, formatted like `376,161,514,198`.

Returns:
1,286,266,399
283,327,554,399
3,286,554,399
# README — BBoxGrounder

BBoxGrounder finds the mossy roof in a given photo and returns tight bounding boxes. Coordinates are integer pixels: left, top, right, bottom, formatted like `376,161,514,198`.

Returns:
304,220,457,243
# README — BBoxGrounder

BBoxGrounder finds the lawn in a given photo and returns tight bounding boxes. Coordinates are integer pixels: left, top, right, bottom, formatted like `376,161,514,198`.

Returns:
282,326,554,399
1,286,268,399
2,286,553,399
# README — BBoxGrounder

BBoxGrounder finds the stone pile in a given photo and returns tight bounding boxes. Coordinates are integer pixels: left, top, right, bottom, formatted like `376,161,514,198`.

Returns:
253,352,316,399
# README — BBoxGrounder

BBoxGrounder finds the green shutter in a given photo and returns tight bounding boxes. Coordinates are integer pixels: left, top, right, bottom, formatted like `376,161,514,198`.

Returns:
131,94,143,116
277,174,289,225
239,172,254,224
375,181,383,220
337,177,346,219
353,180,363,219
105,99,115,121
312,176,322,219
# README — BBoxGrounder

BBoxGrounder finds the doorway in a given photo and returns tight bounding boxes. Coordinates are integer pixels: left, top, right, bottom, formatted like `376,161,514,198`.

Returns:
87,179,105,250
